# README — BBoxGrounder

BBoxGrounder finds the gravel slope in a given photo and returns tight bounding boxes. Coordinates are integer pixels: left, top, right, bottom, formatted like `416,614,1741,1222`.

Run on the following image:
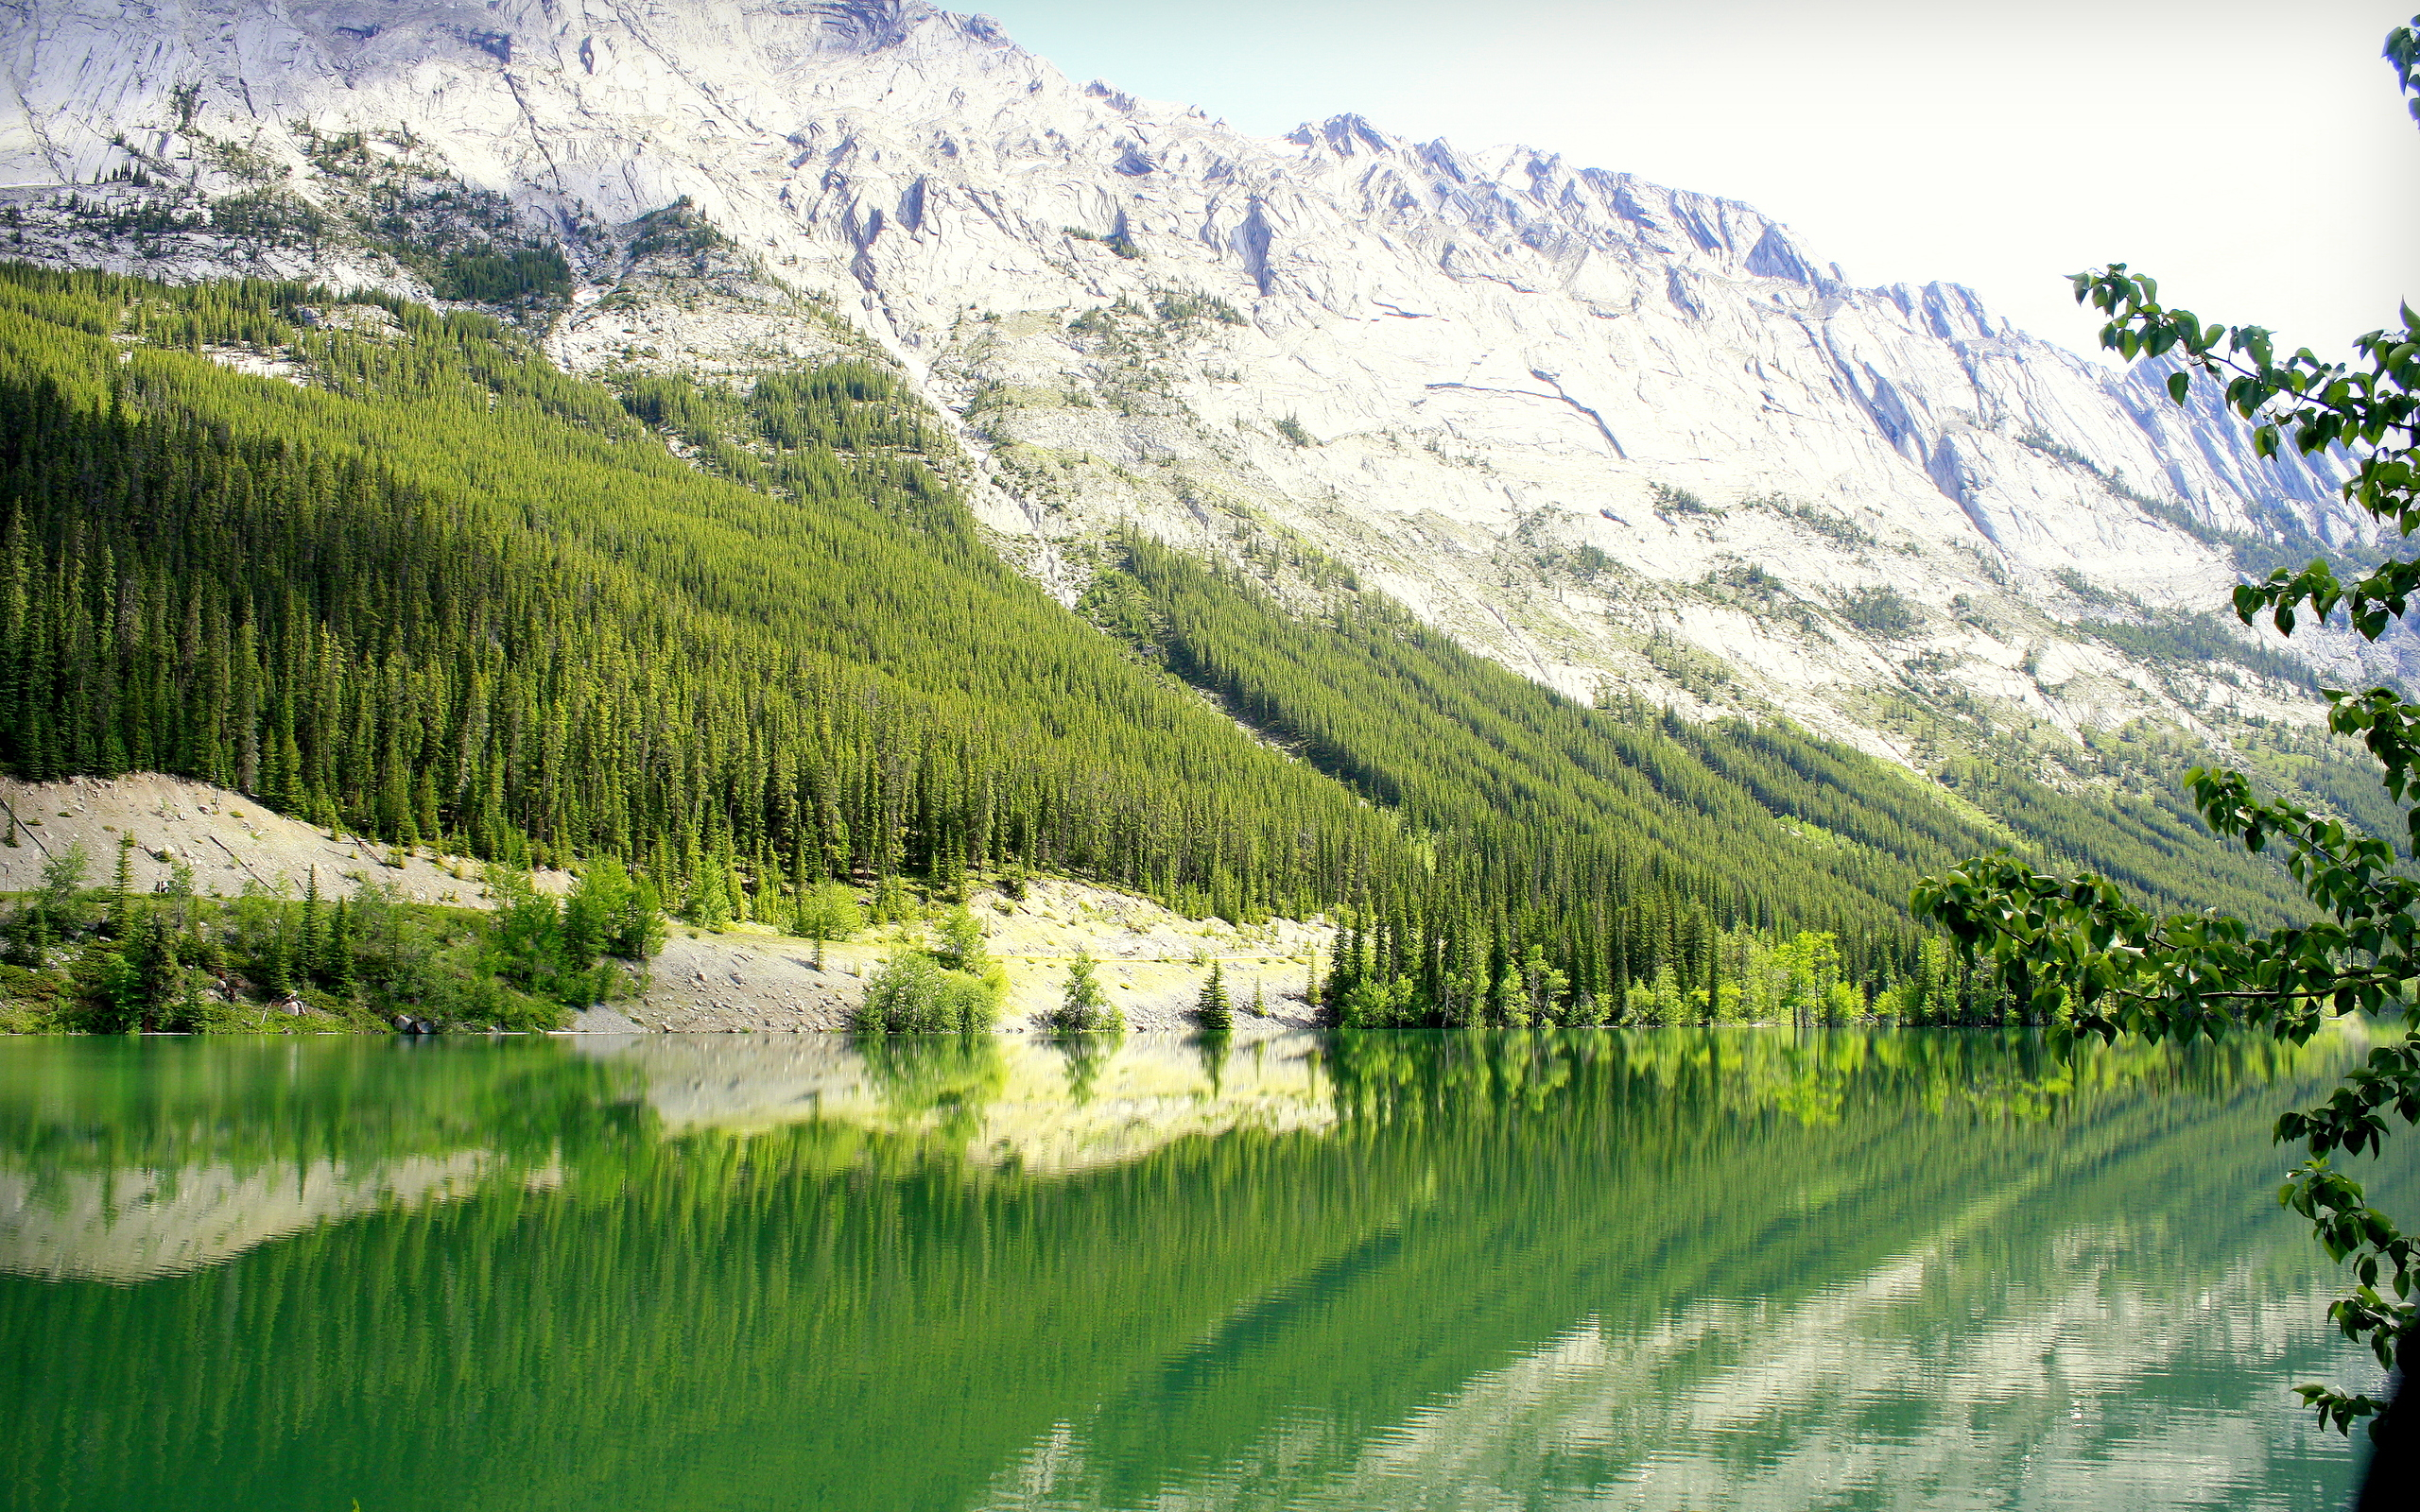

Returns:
2,776,1330,1034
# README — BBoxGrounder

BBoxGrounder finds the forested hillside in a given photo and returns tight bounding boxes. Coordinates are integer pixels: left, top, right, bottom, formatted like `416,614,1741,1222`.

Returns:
0,266,2329,1023
0,268,1401,917
1082,537,2328,1023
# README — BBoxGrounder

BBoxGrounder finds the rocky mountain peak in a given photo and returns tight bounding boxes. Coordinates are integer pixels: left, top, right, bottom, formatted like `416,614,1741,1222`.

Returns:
0,0,2387,776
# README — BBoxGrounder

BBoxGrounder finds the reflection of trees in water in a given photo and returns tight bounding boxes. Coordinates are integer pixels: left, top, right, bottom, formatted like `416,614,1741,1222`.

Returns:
0,1039,657,1285
0,1036,649,1179
1195,1030,1230,1098
2,1074,1394,1510
0,1027,2384,1512
1046,1028,1123,1106
1318,1025,2331,1135
852,1029,1007,1140
1067,1028,2383,1510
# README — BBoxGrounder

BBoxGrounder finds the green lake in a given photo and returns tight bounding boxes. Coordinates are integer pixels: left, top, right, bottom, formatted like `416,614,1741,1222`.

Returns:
0,1026,2404,1510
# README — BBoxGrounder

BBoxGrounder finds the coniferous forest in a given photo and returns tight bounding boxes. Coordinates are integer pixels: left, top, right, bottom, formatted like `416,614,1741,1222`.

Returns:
0,264,2342,1028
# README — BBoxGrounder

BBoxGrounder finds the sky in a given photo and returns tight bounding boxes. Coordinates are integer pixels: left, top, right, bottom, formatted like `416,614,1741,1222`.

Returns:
975,0,2419,359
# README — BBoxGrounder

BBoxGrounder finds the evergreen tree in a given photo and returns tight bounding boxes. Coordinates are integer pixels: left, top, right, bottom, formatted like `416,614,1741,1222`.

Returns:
323,897,355,996
686,867,733,932
108,834,134,938
130,909,181,1026
562,860,632,972
0,263,2341,1038
1194,962,1232,1035
610,878,667,962
299,868,324,982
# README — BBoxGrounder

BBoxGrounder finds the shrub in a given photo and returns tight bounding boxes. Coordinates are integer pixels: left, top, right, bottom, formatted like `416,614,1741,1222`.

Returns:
934,905,988,971
1650,482,1710,516
853,952,999,1033
1045,950,1120,1032
790,882,864,961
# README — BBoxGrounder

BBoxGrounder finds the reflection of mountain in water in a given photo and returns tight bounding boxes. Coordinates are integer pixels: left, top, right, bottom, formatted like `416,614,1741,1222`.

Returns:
0,1034,1330,1282
0,1152,547,1285
976,1037,2379,1512
0,1038,638,1284
573,1032,1333,1174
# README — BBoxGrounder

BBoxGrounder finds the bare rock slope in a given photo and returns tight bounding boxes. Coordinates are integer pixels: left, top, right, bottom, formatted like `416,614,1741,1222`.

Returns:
0,775,492,906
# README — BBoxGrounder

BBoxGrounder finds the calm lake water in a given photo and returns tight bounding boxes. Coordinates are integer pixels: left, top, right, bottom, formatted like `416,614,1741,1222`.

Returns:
0,1027,2405,1511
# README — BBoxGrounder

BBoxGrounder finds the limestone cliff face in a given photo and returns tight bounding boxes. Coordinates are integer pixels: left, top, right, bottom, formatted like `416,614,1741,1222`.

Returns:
0,0,2377,759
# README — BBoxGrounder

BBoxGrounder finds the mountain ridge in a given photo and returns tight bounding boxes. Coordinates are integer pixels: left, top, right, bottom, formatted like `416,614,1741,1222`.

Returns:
0,0,2387,774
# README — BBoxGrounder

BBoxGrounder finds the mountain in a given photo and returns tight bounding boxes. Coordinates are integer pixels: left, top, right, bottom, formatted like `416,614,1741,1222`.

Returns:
0,0,2389,760
0,0,2391,1028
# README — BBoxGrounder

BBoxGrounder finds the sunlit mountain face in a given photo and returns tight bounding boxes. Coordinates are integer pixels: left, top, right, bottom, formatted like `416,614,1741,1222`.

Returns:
0,0,2387,772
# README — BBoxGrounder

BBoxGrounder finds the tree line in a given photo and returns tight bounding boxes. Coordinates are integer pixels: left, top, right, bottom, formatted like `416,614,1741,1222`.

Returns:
0,836,658,1032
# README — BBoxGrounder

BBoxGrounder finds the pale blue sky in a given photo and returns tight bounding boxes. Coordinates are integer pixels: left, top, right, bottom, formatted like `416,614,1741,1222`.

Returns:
975,0,2418,358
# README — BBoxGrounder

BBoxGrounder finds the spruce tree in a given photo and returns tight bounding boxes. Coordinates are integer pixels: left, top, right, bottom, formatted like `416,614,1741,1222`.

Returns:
1194,961,1232,1035
324,897,355,997
108,834,134,937
1706,930,1724,1023
131,910,180,1027
0,262,2333,1040
300,868,323,983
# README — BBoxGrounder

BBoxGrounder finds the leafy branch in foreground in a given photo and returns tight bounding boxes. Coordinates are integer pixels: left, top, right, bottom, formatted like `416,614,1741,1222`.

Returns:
1917,12,2420,1440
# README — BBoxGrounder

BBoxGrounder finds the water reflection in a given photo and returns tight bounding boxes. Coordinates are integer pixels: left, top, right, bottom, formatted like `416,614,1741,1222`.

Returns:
0,1034,1330,1283
0,1038,626,1282
580,1030,1332,1173
0,1027,2399,1511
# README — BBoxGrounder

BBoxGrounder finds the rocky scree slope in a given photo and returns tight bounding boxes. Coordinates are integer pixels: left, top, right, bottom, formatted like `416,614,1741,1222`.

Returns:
0,776,1325,1035
0,0,2385,772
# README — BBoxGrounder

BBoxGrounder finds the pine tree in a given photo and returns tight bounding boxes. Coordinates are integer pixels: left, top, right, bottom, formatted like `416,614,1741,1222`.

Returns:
299,868,323,983
686,866,732,931
1706,928,1725,1022
108,834,134,937
0,263,2325,1038
131,909,180,1028
1194,961,1232,1035
324,897,355,997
